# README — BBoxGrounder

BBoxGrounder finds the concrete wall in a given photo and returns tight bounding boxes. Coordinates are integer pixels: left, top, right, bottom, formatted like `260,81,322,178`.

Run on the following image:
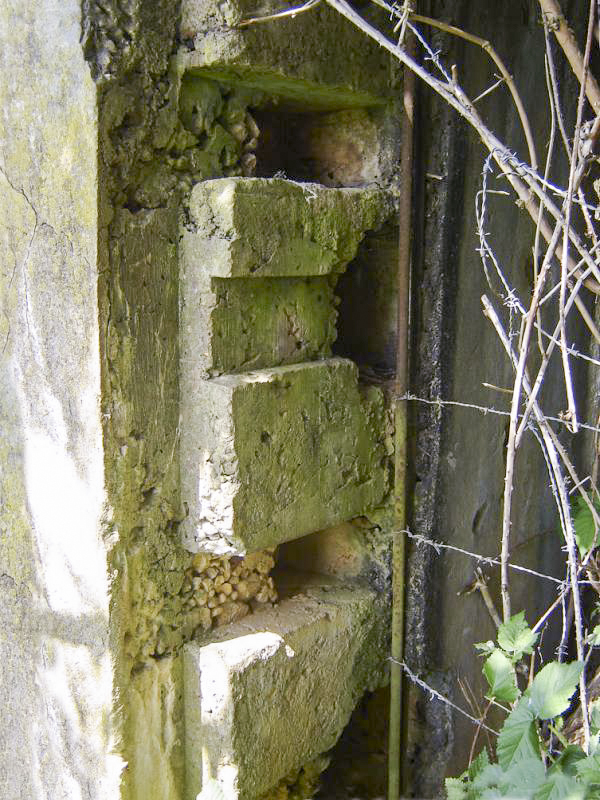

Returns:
0,1,122,797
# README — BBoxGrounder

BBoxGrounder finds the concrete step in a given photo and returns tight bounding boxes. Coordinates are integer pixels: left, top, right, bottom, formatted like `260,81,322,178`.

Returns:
183,580,388,800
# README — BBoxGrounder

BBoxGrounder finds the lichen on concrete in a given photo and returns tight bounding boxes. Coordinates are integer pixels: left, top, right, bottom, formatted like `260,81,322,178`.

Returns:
0,0,123,796
182,177,391,281
258,755,330,800
180,178,391,382
77,0,398,796
209,276,338,374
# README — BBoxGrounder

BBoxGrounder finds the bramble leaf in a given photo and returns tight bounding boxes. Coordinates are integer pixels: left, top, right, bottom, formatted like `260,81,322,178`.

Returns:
497,611,538,660
475,640,497,656
587,625,600,647
445,776,469,800
575,753,600,784
468,748,490,782
497,699,540,770
483,649,520,703
527,661,583,720
474,758,546,799
548,745,586,777
573,495,600,558
502,757,546,796
533,772,585,800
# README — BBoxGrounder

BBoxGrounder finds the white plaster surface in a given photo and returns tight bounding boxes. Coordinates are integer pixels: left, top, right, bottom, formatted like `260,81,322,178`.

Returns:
0,1,122,796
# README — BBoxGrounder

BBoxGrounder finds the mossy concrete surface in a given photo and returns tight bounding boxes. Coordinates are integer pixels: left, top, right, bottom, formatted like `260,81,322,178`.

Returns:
181,358,389,554
180,177,391,377
180,0,391,110
0,1,122,797
183,582,388,800
209,276,337,373
183,177,390,279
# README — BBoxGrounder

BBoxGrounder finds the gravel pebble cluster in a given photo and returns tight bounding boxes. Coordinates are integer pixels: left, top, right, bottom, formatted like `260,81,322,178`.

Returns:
130,548,279,668
179,549,278,634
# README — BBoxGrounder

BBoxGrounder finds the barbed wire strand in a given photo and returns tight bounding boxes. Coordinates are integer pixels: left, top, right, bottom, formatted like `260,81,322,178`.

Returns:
390,659,499,734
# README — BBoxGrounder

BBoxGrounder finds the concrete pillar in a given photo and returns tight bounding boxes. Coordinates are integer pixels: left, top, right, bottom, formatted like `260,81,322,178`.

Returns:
0,2,121,797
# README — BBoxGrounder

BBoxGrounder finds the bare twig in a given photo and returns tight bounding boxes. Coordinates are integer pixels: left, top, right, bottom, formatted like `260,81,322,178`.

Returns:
237,0,320,26
372,4,539,171
555,0,597,435
482,295,591,751
538,0,600,113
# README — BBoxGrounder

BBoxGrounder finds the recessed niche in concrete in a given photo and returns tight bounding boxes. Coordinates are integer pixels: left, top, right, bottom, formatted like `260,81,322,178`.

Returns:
180,178,393,555
180,0,392,112
180,177,390,376
252,107,389,187
333,221,399,377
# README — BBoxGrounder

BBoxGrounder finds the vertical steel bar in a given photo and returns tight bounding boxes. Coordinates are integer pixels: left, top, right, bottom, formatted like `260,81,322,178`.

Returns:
388,21,415,800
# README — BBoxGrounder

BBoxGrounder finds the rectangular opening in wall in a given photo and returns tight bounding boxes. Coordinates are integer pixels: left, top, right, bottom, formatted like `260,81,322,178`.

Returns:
333,221,399,383
251,107,386,187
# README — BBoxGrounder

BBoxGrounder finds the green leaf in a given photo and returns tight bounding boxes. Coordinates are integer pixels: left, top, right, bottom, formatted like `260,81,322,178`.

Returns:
475,640,497,656
573,495,600,558
576,753,600,784
483,649,520,703
196,780,226,800
549,745,586,777
474,759,546,799
590,701,600,734
534,772,586,800
472,764,505,790
445,777,469,800
527,661,583,720
497,611,539,660
588,625,600,647
497,698,541,770
468,748,490,782
502,757,547,797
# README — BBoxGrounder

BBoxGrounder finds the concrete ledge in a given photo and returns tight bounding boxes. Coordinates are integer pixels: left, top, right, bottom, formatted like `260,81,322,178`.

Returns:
180,358,389,555
181,178,389,278
180,0,391,111
183,583,388,799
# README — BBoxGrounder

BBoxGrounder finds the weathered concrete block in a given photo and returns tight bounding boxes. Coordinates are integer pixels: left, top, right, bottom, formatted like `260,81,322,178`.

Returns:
180,177,390,375
180,0,391,110
183,177,388,278
183,584,388,800
180,358,389,555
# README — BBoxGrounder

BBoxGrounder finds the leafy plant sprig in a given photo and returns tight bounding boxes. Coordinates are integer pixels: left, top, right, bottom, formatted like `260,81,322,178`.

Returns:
447,614,600,800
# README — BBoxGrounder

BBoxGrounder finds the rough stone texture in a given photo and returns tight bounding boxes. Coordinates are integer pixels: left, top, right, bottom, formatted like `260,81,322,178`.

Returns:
180,177,391,377
183,583,388,800
180,0,392,110
181,358,389,554
0,0,122,796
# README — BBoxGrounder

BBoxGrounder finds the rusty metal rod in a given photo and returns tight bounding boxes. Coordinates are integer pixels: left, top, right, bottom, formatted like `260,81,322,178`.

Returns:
388,22,416,800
